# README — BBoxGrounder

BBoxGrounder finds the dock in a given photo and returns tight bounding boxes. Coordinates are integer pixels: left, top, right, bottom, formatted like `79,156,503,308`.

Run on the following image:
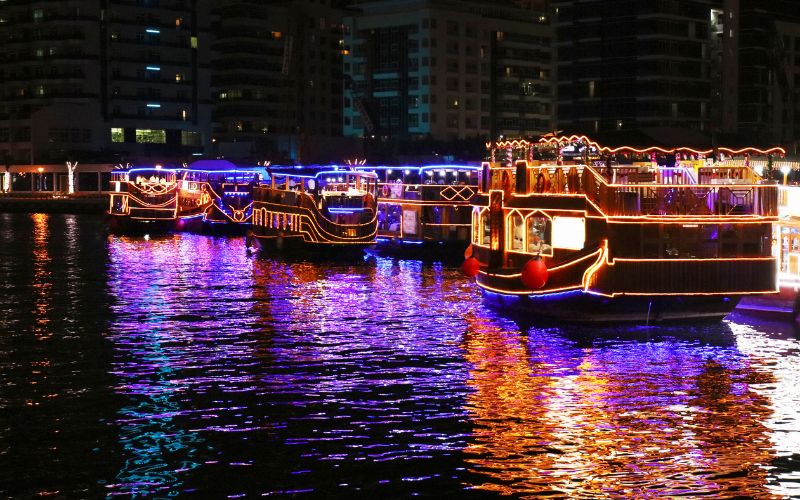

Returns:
0,194,108,214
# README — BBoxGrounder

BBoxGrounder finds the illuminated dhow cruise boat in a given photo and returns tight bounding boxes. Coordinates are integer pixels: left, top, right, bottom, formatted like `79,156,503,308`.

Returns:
465,135,782,323
108,161,267,232
109,166,181,231
359,164,479,255
178,160,266,230
248,167,379,252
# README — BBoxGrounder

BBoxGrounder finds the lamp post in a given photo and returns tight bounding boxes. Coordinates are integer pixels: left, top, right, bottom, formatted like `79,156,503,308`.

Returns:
781,165,791,185
37,167,44,192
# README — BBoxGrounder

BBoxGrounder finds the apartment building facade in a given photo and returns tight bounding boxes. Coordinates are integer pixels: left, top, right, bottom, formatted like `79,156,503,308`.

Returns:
553,0,718,134
0,0,212,168
212,0,348,162
342,0,553,144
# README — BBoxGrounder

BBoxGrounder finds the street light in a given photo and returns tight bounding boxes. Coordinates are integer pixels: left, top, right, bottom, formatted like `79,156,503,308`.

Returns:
781,165,791,185
37,167,43,191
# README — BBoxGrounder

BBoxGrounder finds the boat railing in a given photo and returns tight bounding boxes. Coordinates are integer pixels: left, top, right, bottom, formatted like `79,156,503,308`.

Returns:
696,166,760,184
255,186,376,236
581,164,778,217
298,192,376,238
482,162,778,217
323,191,367,210
127,184,178,206
378,182,477,203
778,185,800,217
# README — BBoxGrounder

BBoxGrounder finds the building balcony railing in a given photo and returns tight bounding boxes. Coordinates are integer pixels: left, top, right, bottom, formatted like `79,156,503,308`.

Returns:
109,75,193,85
109,112,191,122
107,0,197,13
110,55,193,66
2,33,86,43
112,38,191,49
111,95,193,104
2,72,86,82
4,54,98,64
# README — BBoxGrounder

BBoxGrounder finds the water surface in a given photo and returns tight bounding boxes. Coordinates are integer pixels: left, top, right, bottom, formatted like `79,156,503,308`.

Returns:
1,213,799,498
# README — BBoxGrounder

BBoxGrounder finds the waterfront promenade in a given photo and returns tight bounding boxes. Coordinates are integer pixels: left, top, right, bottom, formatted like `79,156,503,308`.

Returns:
0,193,107,213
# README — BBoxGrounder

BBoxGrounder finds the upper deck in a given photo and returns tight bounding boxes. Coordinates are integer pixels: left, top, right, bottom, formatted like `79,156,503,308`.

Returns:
477,160,779,220
255,168,379,212
361,165,480,205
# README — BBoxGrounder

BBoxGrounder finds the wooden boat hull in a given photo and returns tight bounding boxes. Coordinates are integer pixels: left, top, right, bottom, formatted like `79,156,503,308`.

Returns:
736,288,796,322
107,213,176,235
247,231,371,258
474,247,774,323
482,289,740,323
371,238,469,261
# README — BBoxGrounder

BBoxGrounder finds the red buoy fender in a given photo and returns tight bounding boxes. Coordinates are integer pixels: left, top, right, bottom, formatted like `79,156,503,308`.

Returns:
462,257,480,278
521,258,548,289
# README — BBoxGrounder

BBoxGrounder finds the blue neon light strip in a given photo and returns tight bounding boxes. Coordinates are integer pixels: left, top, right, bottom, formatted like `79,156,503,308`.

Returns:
327,207,365,214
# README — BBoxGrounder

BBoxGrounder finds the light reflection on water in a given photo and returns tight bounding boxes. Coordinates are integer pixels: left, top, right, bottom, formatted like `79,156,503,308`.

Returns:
0,214,799,498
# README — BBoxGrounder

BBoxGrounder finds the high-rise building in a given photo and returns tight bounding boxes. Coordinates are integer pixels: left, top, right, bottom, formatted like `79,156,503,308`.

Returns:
342,0,553,145
0,0,211,167
553,0,717,135
720,0,800,149
211,0,348,163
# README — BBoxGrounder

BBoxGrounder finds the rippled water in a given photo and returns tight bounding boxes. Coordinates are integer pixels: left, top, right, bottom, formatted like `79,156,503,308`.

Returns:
1,213,799,498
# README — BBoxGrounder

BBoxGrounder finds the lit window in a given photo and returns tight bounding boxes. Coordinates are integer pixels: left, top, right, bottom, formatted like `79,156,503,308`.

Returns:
175,73,184,83
526,216,551,254
190,36,198,48
181,131,201,146
135,129,166,143
509,213,524,251
551,217,585,250
481,211,491,245
111,127,124,143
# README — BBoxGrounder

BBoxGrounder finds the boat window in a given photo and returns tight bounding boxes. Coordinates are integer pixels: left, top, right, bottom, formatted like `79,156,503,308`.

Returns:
481,210,491,245
526,216,551,254
509,213,524,251
472,210,480,243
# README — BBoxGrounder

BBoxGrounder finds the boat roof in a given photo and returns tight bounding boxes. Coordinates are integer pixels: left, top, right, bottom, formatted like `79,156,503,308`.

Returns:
120,166,179,175
493,131,786,157
356,164,480,173
186,159,239,170
268,166,377,179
